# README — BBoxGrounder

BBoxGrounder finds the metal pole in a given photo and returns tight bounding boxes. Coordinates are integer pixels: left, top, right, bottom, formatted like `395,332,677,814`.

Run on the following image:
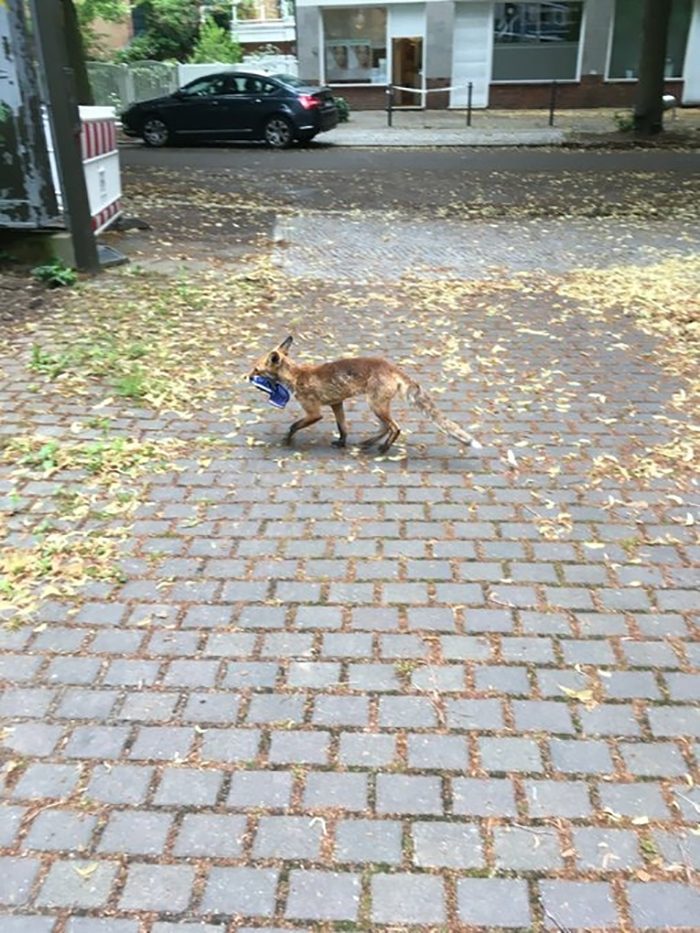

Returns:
30,0,99,273
549,79,557,127
386,84,393,127
467,82,473,127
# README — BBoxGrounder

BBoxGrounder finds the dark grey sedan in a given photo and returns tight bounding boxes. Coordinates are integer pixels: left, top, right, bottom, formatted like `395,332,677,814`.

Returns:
120,71,339,149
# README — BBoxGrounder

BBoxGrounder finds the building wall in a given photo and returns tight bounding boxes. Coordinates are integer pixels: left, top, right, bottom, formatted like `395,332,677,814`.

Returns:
298,0,695,108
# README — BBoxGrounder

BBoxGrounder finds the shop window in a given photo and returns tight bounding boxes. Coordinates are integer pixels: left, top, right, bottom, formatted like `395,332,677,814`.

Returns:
608,0,691,80
322,8,387,84
492,2,583,81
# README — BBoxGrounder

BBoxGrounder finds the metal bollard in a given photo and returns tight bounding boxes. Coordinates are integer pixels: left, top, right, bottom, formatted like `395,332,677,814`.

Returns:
466,82,473,127
386,85,394,128
549,80,557,126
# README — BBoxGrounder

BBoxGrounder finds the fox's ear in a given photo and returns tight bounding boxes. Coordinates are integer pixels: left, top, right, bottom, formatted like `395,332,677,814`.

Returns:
278,335,293,352
269,351,280,365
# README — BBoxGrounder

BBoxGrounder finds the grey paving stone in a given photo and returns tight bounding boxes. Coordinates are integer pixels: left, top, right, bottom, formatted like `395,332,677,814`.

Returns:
371,873,445,924
380,634,428,659
411,664,465,691
334,818,403,865
103,659,160,686
412,821,484,868
376,774,443,815
550,738,614,774
313,695,369,726
36,858,116,908
98,809,172,854
378,696,437,727
348,662,400,691
63,725,129,759
457,878,532,926
671,786,700,822
269,730,329,764
12,763,80,800
407,607,456,631
494,824,563,869
45,656,101,684
246,693,305,724
2,722,63,757
665,673,700,701
118,692,178,722
174,813,247,856
0,856,41,906
580,704,642,736
200,866,278,917
474,664,531,694
0,655,41,682
0,687,55,717
480,736,543,773
605,671,661,699
635,613,688,637
339,732,396,767
620,741,687,776
154,767,222,806
540,880,618,929
204,632,257,656
0,805,26,846
56,688,118,720
74,602,125,626
200,727,260,763
562,639,617,666
501,636,555,664
129,726,194,761
304,772,368,810
624,640,681,669
253,816,322,859
228,770,293,808
464,608,512,632
321,633,373,658
350,607,399,631
65,920,139,933
150,925,218,933
599,782,670,818
525,779,592,817
441,635,492,660
24,809,96,852
287,661,341,688
182,692,241,723
648,706,700,738
573,827,642,870
286,870,360,922
87,764,154,804
223,661,278,688
163,660,219,686
452,777,518,816
236,606,285,629
627,881,700,929
296,605,343,629
119,863,194,911
537,668,590,698
407,733,469,770
513,699,576,734
446,698,504,730
652,830,700,870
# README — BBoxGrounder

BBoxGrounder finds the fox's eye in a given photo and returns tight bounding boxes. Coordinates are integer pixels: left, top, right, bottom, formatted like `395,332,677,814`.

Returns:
269,352,280,365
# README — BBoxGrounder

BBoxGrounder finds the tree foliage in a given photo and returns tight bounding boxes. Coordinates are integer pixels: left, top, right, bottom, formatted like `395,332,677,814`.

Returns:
188,17,241,64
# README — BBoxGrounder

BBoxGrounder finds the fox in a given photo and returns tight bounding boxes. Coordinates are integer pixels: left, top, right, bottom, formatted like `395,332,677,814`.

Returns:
248,336,482,453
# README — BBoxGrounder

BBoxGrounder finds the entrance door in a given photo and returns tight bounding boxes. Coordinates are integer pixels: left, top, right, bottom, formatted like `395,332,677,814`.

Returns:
392,37,423,106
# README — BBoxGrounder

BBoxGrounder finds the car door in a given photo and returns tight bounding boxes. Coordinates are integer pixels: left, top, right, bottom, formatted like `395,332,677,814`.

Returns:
166,75,230,137
211,75,279,139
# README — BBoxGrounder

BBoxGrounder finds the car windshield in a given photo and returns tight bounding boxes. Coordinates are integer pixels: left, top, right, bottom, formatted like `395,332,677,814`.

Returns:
272,73,311,89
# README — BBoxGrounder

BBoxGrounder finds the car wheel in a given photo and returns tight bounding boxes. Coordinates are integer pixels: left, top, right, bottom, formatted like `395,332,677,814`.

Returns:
142,116,171,148
265,116,294,149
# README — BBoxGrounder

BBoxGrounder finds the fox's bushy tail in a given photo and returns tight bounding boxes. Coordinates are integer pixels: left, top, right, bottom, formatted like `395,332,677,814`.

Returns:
407,381,482,449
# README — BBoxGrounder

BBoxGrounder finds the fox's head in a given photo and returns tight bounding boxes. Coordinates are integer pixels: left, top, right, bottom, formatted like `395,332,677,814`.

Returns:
248,335,294,381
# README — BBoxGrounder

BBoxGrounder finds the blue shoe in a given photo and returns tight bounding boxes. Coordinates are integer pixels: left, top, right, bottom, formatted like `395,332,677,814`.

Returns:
250,375,291,409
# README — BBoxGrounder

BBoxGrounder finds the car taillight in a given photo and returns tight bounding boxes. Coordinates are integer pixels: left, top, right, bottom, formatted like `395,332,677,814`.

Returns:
299,94,320,109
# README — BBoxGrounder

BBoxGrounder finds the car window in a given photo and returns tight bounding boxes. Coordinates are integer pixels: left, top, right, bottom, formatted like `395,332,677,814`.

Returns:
181,76,229,98
230,75,278,95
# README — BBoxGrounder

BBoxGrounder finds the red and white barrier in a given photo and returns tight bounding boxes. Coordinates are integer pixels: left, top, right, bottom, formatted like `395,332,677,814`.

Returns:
79,107,122,234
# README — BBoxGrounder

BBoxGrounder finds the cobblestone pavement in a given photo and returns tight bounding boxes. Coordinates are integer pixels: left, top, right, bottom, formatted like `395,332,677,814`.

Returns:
2,190,700,931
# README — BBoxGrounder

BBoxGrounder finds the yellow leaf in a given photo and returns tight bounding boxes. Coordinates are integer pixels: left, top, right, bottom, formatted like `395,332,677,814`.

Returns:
74,864,98,879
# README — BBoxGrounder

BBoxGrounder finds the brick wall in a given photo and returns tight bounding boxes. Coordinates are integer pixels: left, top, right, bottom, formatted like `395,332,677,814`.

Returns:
488,75,685,109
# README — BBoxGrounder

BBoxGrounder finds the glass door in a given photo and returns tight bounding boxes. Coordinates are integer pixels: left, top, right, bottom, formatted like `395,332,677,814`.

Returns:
392,37,423,106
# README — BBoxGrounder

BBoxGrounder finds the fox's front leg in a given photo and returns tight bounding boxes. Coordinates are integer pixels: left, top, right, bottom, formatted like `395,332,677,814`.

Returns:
331,402,348,448
284,403,322,445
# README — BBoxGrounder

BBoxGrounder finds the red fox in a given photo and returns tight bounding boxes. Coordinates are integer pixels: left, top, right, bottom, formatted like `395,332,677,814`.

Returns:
249,336,482,453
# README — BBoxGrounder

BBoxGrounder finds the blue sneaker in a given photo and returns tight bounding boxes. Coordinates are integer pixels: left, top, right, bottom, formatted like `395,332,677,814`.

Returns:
250,375,291,409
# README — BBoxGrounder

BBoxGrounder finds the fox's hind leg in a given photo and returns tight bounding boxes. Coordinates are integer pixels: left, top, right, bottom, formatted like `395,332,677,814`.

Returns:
361,399,400,452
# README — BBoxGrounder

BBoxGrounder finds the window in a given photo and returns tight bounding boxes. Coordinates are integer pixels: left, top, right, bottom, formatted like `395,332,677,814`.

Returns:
322,8,387,84
231,76,277,94
181,76,230,97
608,0,691,80
492,2,583,81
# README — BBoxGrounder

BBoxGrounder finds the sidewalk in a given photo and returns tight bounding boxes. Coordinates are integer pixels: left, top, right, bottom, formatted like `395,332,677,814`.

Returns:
323,106,700,147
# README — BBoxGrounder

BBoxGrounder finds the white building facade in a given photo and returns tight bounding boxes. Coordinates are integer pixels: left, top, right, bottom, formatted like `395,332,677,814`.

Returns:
295,0,700,109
